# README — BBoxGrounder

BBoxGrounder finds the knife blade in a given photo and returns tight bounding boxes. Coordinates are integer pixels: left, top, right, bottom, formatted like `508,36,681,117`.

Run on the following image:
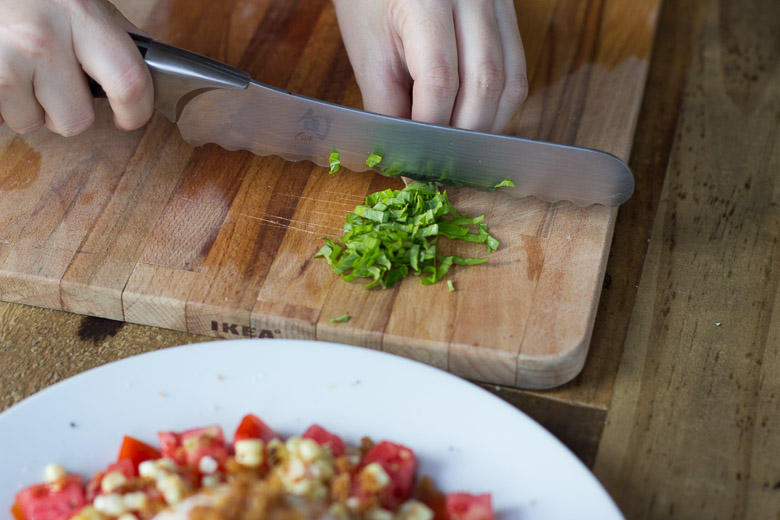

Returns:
117,34,634,207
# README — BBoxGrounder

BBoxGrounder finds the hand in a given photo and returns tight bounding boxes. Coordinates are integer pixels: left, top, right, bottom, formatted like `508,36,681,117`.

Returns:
0,0,153,136
332,0,528,134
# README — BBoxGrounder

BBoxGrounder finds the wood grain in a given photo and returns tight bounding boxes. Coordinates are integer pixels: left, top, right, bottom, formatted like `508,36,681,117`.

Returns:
593,0,780,516
0,0,661,388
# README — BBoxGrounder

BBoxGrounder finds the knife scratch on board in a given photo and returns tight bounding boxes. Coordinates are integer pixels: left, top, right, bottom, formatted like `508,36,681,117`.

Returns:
239,213,342,238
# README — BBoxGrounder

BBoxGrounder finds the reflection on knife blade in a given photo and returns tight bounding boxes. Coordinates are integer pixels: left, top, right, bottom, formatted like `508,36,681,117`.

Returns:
132,34,634,207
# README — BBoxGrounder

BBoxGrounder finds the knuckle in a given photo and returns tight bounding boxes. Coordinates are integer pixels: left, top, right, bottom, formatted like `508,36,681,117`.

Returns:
110,61,152,106
465,61,505,99
503,73,529,107
12,22,56,62
0,64,21,90
419,63,459,97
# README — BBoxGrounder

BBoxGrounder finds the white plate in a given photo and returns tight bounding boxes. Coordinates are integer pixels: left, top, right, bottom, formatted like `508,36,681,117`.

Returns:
0,339,622,519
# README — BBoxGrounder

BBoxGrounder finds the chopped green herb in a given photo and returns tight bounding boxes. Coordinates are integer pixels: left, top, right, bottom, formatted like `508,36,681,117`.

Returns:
447,280,455,292
314,182,499,289
327,313,351,323
329,149,341,174
494,176,516,189
366,153,383,168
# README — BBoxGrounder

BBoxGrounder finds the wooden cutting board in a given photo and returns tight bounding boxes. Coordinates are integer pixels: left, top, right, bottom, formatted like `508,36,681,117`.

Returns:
0,0,660,389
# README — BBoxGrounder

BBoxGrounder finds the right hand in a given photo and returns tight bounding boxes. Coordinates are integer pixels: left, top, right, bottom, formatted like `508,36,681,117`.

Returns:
0,0,153,137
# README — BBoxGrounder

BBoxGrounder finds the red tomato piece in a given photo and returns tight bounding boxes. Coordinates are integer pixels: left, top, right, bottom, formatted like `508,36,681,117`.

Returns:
159,425,229,470
357,440,417,509
445,493,493,520
158,431,186,465
14,475,86,520
233,414,279,446
302,424,345,457
117,435,161,470
181,426,229,468
11,501,26,520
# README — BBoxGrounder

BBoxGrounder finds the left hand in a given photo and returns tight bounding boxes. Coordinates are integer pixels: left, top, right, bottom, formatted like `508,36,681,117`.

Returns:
332,0,528,134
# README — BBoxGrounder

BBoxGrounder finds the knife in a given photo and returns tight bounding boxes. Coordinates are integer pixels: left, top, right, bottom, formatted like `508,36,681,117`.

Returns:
95,34,633,206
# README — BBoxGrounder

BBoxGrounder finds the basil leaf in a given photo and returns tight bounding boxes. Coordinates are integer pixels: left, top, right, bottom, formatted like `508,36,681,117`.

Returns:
366,153,383,167
329,149,341,174
315,182,499,289
494,176,516,188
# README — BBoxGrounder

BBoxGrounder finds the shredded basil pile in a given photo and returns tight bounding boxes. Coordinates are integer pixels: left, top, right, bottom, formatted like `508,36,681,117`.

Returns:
315,182,499,289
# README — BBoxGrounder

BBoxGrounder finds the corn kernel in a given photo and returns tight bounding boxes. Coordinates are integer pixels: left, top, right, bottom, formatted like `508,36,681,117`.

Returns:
94,493,126,516
235,439,265,468
199,455,219,474
123,491,148,511
43,463,67,483
70,506,105,520
361,462,390,490
101,471,128,493
398,500,435,520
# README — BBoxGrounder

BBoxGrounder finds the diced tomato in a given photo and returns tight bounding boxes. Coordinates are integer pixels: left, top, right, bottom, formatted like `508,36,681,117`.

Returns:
445,493,493,520
233,414,279,446
11,500,26,520
117,435,161,470
159,425,229,470
14,475,86,520
355,440,417,509
302,424,345,457
158,431,186,465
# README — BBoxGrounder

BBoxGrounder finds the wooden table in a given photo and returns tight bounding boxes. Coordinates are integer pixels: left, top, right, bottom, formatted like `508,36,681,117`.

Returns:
1,0,778,517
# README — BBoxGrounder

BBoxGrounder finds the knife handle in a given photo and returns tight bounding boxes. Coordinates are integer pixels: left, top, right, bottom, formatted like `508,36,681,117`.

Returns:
90,33,250,122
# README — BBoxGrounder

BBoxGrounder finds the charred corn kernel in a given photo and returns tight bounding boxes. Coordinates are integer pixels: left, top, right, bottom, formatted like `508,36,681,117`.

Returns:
94,493,126,516
43,463,67,483
199,455,219,474
398,500,435,520
366,508,394,520
71,506,105,520
267,438,288,466
158,474,186,505
101,470,128,493
361,462,390,490
122,491,148,511
235,439,265,467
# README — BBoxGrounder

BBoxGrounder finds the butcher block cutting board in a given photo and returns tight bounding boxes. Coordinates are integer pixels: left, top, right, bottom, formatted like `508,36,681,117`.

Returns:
0,0,660,389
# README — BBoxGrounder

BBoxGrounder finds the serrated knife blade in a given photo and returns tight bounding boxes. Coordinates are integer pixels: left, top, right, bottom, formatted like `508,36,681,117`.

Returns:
127,34,634,207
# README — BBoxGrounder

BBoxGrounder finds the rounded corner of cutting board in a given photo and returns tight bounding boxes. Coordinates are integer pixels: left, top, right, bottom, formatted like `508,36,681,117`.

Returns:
514,335,591,389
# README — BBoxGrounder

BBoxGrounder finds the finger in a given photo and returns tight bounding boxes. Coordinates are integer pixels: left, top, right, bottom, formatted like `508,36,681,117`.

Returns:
354,58,412,119
449,0,504,132
332,1,412,118
0,57,45,134
491,0,528,134
34,55,95,137
398,3,459,125
70,5,153,130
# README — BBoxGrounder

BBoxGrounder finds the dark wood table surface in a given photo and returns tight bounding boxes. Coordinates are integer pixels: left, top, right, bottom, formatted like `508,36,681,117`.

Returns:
1,0,778,517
